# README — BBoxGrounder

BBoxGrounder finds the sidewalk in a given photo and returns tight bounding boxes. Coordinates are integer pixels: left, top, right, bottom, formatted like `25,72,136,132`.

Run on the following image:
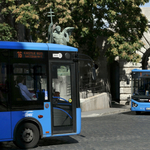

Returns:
81,101,131,118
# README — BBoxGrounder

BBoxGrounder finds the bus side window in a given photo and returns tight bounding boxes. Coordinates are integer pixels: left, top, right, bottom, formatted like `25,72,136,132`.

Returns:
0,63,8,111
12,63,48,110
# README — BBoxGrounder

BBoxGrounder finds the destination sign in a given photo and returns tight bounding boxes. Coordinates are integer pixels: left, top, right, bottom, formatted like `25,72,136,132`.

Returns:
14,51,44,59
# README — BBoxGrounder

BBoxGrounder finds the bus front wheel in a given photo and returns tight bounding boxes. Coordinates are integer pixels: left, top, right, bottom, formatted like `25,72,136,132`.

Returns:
14,122,40,149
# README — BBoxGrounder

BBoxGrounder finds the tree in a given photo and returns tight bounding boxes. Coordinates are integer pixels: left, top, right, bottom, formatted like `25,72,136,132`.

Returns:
0,0,149,62
103,0,149,62
0,0,39,41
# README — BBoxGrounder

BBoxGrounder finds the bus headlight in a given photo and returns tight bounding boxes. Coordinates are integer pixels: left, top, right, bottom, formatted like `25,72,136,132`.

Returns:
132,102,138,107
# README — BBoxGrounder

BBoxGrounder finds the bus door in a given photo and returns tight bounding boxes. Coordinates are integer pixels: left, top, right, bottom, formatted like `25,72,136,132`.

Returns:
50,62,76,134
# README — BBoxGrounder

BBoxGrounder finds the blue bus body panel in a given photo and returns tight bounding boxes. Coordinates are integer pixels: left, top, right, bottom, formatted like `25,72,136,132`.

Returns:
46,43,78,52
0,41,78,52
0,104,81,141
11,102,51,138
131,99,150,112
0,112,11,140
0,41,48,50
76,108,81,134
132,69,150,72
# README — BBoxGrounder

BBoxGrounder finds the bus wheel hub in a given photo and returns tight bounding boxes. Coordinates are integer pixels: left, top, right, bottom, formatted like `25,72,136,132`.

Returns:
22,128,33,142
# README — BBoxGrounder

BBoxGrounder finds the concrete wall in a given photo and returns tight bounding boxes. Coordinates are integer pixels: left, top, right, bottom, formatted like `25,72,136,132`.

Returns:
80,92,111,112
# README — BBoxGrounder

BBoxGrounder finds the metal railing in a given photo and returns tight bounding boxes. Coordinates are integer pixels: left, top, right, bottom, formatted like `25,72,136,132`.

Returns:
80,78,105,98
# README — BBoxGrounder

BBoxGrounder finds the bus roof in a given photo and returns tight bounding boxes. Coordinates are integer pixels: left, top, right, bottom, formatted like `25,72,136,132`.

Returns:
0,41,78,52
132,69,150,72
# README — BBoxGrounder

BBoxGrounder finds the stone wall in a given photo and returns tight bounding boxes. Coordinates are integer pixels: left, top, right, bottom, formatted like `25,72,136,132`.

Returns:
119,61,142,105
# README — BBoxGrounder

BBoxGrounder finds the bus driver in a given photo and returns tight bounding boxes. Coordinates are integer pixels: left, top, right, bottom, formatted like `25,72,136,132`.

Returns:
16,76,35,100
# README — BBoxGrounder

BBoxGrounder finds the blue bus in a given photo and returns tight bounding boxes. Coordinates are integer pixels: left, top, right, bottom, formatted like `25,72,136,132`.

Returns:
131,69,150,115
0,41,81,148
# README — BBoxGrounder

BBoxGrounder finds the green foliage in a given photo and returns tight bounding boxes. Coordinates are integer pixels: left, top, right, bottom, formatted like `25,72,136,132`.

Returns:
0,23,16,41
0,0,149,62
102,0,149,62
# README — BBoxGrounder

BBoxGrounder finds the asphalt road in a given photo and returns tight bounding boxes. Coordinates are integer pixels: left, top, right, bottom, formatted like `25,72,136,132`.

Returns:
1,111,150,150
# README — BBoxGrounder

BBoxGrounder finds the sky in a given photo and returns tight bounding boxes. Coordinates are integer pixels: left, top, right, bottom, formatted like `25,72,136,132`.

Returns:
140,1,150,7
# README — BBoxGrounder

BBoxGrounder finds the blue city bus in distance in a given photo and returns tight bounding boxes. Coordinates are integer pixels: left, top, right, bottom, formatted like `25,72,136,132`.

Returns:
131,69,150,115
0,41,81,148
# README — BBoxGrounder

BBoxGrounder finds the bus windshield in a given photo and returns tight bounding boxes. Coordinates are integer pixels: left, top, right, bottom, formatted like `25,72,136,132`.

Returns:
132,71,150,96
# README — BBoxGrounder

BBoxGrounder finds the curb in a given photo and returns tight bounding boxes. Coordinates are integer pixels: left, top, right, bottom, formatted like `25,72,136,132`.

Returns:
81,108,130,118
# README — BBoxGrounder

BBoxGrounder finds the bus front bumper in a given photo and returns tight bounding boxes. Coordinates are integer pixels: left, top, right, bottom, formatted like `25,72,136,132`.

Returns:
131,99,150,112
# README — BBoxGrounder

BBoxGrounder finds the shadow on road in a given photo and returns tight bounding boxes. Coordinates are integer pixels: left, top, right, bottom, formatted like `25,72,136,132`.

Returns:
0,136,78,150
122,111,150,116
111,101,130,109
0,142,18,150
38,136,78,147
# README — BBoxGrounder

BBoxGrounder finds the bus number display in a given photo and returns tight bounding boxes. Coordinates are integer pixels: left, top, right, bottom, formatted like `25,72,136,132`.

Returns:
14,51,44,59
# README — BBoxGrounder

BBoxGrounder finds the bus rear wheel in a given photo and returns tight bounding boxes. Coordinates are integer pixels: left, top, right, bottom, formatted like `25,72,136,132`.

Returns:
14,122,40,149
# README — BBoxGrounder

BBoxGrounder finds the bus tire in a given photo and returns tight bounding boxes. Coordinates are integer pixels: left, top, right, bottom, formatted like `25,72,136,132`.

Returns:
136,111,141,115
14,122,39,149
